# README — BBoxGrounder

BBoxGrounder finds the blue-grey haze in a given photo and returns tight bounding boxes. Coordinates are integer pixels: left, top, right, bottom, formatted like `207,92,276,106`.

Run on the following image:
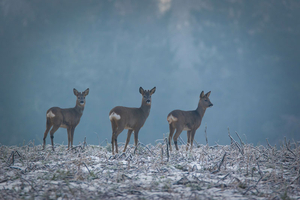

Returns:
0,0,299,147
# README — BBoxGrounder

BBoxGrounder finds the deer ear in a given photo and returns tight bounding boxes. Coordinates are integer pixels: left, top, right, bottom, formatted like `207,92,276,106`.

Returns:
205,91,211,97
200,91,205,98
150,87,156,95
83,88,89,96
73,88,79,96
139,87,144,95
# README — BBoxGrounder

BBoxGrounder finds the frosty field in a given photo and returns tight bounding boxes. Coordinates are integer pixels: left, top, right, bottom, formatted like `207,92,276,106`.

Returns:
1,135,299,199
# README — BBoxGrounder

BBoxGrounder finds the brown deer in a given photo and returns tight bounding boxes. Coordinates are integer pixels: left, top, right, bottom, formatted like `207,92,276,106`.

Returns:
43,88,89,151
109,87,156,155
167,91,213,151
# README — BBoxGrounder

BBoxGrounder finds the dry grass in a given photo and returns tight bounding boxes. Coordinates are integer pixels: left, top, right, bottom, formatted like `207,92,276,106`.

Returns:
0,135,299,199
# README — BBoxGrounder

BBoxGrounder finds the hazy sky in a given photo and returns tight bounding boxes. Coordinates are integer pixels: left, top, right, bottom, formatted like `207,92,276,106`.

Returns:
1,0,300,147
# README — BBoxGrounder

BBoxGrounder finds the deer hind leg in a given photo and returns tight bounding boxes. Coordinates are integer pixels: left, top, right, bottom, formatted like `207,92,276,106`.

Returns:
114,124,125,154
43,118,52,150
111,119,125,155
49,125,60,151
123,129,133,153
168,124,175,151
110,120,117,155
173,127,184,151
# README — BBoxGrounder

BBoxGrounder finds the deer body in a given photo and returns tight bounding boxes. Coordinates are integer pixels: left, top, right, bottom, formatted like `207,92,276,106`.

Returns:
43,88,89,150
109,87,156,155
167,91,213,151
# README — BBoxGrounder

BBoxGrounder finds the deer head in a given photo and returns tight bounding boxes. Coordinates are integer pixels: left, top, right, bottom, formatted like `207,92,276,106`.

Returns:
73,88,89,106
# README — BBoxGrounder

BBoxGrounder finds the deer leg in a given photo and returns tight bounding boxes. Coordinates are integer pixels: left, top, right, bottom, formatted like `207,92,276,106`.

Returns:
173,128,184,151
43,119,52,150
123,129,133,153
110,120,118,155
49,125,60,151
186,131,192,151
190,130,196,151
133,129,140,147
114,123,125,154
67,128,71,150
168,124,175,151
111,133,115,155
70,128,75,149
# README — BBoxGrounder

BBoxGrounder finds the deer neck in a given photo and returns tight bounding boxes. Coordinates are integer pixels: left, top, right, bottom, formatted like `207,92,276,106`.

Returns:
196,103,206,118
75,103,85,115
140,101,151,117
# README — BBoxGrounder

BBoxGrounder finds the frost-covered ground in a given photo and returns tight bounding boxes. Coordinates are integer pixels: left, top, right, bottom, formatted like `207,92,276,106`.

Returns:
1,136,300,199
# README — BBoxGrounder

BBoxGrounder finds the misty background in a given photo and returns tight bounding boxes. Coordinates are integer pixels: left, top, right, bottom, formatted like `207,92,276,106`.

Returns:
1,0,300,147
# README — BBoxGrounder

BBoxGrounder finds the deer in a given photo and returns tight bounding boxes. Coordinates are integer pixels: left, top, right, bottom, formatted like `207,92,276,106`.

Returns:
43,88,89,151
109,87,156,155
167,91,213,151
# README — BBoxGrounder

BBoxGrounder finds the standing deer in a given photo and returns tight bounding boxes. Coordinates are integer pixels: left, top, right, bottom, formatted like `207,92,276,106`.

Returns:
109,87,156,155
43,88,89,151
167,91,213,151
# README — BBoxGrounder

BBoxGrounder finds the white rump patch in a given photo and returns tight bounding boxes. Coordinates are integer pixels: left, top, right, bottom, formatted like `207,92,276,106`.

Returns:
109,112,121,121
46,110,55,118
167,114,178,124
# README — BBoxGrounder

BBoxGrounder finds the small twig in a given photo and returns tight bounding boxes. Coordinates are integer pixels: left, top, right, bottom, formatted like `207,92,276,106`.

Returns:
10,166,22,170
243,175,263,195
164,138,169,162
266,138,272,149
140,142,156,156
228,129,244,155
257,162,263,177
100,138,108,146
82,162,91,174
193,139,200,148
212,152,227,174
133,142,140,155
235,131,244,146
205,124,208,146
21,177,36,191
179,136,186,145
83,137,87,149
118,152,126,159
285,137,296,158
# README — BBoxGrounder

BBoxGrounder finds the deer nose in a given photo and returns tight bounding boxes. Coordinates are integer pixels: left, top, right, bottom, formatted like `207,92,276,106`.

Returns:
146,100,151,104
209,103,213,107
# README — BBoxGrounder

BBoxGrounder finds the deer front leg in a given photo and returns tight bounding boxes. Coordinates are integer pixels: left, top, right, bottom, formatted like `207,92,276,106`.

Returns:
186,131,192,151
190,130,196,151
70,128,75,149
133,129,140,147
123,129,133,153
67,128,71,150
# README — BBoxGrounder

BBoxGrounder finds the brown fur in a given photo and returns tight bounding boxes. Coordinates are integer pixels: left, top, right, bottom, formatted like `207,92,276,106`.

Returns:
167,91,213,151
43,88,89,150
109,87,156,155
